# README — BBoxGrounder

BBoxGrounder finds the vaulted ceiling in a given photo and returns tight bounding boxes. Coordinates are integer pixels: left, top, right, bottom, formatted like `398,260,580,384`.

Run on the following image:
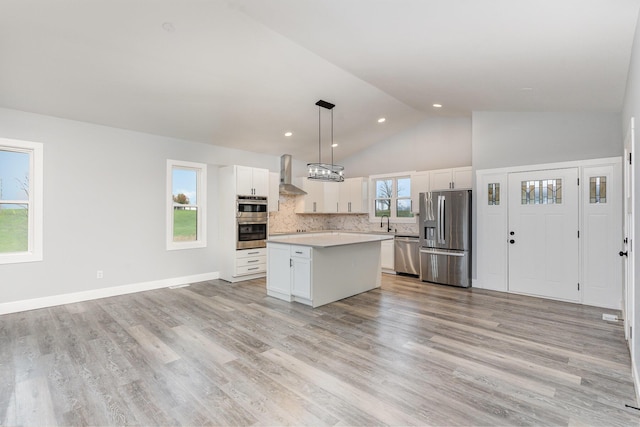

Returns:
1,1,638,162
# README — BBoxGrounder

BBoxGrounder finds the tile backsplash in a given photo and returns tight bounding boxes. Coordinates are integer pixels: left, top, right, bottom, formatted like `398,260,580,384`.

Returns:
269,195,418,235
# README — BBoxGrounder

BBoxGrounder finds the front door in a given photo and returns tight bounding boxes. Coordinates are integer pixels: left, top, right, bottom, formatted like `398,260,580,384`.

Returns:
508,168,579,301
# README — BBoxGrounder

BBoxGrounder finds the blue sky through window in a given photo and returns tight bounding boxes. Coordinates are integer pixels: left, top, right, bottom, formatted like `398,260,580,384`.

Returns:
172,168,197,204
0,150,29,201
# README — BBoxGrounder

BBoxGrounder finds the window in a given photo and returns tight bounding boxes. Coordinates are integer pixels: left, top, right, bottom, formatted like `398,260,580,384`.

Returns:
521,179,562,205
167,160,207,250
589,176,607,203
488,183,500,205
370,173,414,222
0,138,43,264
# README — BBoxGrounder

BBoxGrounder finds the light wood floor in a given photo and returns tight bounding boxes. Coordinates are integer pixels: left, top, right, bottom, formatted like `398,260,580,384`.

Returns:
1,275,638,426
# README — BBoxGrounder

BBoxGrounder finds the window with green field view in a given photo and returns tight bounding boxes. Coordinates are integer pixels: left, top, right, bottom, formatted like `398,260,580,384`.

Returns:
0,138,43,264
167,159,207,250
373,175,413,220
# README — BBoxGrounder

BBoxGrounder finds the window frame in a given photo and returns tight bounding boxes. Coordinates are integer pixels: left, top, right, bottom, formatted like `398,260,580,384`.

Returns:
166,159,207,250
0,138,43,264
369,172,415,224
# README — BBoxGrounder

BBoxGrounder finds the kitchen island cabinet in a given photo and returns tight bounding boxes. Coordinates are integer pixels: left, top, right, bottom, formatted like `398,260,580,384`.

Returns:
266,233,393,307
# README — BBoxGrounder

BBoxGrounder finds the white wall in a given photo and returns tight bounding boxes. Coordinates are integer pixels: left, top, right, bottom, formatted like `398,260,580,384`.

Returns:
622,8,640,404
0,108,281,306
340,116,472,177
472,112,623,171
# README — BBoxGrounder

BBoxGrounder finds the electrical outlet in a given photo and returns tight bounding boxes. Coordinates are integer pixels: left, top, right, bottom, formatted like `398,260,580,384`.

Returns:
96,270,103,279
602,313,618,322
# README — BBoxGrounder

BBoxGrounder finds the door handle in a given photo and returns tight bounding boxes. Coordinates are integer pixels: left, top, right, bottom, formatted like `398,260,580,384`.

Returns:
509,239,515,244
620,251,629,257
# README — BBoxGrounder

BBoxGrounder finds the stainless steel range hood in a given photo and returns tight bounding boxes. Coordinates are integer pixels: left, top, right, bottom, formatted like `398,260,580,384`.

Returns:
279,154,307,195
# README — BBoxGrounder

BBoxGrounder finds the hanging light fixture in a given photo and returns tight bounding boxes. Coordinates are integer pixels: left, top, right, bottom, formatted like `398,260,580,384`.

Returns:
307,99,345,182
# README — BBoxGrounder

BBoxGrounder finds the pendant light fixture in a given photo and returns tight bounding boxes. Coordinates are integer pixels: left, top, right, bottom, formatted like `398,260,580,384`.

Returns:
307,99,345,182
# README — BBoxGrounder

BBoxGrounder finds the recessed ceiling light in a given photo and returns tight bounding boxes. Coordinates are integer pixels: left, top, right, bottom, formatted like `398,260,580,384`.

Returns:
433,104,442,108
284,132,293,137
331,143,339,148
377,117,386,123
162,22,175,33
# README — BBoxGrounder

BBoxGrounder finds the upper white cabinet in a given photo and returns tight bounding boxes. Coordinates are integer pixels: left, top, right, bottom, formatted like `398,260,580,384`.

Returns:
410,171,430,214
324,183,340,213
296,177,368,214
295,179,325,213
338,177,368,213
236,165,269,196
268,171,279,212
429,166,472,191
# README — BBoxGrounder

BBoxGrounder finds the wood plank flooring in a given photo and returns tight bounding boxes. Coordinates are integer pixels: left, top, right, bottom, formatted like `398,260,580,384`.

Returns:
1,275,638,426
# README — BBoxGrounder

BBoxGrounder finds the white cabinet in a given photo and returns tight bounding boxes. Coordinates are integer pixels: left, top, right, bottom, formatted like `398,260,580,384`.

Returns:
381,239,395,273
324,183,340,213
218,164,269,283
295,179,325,213
338,177,368,213
411,171,430,214
267,244,312,302
268,171,279,212
429,166,472,190
236,165,269,196
290,246,312,299
266,244,292,297
235,248,266,276
296,177,368,214
452,167,472,189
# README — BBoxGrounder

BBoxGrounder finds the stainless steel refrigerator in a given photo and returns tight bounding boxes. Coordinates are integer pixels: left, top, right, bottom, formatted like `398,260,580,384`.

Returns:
419,190,471,287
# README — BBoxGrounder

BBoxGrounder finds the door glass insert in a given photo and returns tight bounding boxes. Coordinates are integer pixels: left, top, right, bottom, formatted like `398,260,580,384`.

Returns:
589,176,606,203
521,179,562,205
488,183,500,205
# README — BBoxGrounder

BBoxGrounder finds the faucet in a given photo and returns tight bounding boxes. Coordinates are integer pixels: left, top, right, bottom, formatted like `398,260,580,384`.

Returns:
380,215,392,232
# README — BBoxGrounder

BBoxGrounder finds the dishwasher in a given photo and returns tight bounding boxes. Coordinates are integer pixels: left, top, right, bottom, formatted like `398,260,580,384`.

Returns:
394,235,420,276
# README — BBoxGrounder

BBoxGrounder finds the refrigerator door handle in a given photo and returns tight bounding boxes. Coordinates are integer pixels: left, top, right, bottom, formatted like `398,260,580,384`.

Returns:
420,248,466,257
437,195,441,242
438,195,445,244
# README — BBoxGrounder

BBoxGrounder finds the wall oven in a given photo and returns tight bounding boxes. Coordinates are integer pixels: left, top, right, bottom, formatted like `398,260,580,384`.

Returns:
236,196,268,249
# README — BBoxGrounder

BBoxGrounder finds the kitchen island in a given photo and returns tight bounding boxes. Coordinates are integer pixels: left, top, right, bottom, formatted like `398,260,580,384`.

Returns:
266,232,394,308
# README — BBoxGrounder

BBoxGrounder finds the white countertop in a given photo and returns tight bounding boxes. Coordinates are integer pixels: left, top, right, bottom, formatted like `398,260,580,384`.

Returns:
267,232,394,248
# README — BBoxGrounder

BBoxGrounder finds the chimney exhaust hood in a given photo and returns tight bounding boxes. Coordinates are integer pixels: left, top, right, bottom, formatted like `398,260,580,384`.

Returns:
279,154,307,196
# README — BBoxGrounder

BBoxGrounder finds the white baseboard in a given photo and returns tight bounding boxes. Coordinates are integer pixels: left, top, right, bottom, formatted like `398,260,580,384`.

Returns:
0,271,220,315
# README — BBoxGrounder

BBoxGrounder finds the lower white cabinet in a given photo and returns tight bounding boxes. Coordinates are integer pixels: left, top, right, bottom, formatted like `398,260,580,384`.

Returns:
291,248,312,299
236,248,266,276
267,243,312,303
265,244,292,296
381,239,395,273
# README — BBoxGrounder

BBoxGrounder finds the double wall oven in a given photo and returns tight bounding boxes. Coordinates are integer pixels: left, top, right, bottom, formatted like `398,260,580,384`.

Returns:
236,196,268,249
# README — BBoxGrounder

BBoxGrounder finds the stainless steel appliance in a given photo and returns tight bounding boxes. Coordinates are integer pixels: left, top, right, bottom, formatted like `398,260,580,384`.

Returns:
419,190,471,287
236,196,268,249
279,154,307,195
394,235,420,276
